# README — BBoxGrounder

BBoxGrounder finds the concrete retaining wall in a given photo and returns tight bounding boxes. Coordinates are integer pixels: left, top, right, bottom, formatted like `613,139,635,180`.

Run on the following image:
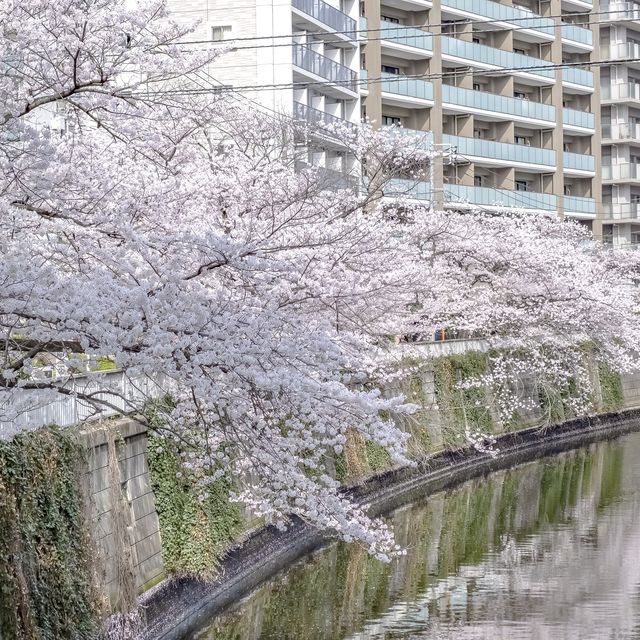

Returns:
79,419,163,604
80,366,640,610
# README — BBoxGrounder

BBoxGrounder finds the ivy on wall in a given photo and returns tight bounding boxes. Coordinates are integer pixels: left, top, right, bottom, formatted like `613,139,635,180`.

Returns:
147,436,243,579
0,428,101,640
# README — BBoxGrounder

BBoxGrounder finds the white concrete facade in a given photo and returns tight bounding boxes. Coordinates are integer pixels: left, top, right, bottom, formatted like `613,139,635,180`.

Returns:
601,2,640,248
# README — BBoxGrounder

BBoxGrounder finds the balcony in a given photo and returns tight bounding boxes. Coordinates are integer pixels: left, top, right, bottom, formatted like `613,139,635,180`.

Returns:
602,163,640,182
443,134,555,169
380,20,432,57
441,0,554,39
442,84,556,125
563,151,595,173
603,41,640,63
293,44,357,94
385,126,434,148
561,67,594,91
291,0,357,41
375,70,434,105
602,82,640,102
293,102,356,139
602,123,640,140
601,3,640,24
445,183,557,211
562,107,595,131
563,194,596,215
441,37,554,84
560,22,593,48
386,179,432,200
603,202,640,221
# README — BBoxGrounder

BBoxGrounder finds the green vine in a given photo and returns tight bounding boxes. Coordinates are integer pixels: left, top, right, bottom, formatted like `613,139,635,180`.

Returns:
0,428,101,640
598,363,624,411
147,436,243,579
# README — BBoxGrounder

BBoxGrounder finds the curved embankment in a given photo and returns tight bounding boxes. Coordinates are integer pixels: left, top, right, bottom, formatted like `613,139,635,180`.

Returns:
140,408,640,640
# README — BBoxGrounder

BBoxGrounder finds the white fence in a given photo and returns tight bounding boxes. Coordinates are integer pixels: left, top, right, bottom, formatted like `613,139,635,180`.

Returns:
0,371,166,440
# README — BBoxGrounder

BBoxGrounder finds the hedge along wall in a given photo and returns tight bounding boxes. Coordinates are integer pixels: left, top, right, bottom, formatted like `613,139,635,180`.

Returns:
0,428,103,640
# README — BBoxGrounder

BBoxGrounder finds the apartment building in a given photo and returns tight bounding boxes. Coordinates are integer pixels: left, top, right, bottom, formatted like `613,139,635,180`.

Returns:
168,0,601,232
601,2,640,249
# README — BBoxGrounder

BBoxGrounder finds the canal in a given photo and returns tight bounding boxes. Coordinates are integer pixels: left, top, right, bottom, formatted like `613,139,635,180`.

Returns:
190,430,640,639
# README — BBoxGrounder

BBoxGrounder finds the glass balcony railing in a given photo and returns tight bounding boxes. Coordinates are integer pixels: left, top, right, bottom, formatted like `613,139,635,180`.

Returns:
603,202,640,220
603,41,640,60
602,123,640,139
293,45,357,92
563,151,595,172
443,134,555,166
563,195,596,214
562,67,594,88
385,126,434,148
445,183,557,210
562,107,595,129
443,84,555,122
441,36,554,80
386,179,432,200
380,20,433,51
377,70,434,101
291,0,356,35
602,164,640,181
560,22,593,45
602,82,640,100
441,0,554,36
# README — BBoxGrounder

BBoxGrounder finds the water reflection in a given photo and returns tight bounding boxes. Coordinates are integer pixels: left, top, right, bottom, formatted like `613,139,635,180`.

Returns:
193,431,640,640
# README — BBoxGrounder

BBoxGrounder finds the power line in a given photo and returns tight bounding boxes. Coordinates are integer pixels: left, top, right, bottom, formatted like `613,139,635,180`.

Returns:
174,7,624,47
188,15,636,52
166,55,638,95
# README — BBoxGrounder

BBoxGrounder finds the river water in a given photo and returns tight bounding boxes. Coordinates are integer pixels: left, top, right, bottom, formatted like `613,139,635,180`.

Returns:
191,431,640,640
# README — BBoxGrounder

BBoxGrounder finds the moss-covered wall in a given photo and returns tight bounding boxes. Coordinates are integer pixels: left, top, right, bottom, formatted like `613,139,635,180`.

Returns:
147,436,244,579
0,428,102,640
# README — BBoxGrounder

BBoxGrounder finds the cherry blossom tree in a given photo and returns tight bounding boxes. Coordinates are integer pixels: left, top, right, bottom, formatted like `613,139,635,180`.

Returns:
1,0,639,559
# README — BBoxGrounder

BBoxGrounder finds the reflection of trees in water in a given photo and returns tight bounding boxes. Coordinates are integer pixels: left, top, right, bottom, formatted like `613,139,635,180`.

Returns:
197,435,637,640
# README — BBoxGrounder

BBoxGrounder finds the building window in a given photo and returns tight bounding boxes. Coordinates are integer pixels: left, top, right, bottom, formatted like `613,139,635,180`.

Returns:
514,91,528,100
381,65,400,74
515,136,531,146
473,129,485,139
473,83,481,91
514,48,526,55
563,142,571,151
211,25,232,41
472,37,481,44
382,115,402,126
474,175,483,186
564,185,572,195
516,180,528,191
382,15,400,23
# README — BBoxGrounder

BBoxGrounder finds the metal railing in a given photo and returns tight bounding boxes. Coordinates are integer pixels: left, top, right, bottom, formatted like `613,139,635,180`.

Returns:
445,183,557,211
562,67,594,88
293,101,356,134
374,70,434,101
560,21,593,45
291,0,356,34
0,371,167,439
293,44,357,92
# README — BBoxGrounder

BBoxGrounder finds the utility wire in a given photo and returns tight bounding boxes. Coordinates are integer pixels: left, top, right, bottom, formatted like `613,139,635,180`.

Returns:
189,15,633,52
157,55,639,95
174,7,624,46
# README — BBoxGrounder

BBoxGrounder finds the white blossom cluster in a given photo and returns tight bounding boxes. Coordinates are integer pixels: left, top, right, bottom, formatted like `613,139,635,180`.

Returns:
2,0,640,556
